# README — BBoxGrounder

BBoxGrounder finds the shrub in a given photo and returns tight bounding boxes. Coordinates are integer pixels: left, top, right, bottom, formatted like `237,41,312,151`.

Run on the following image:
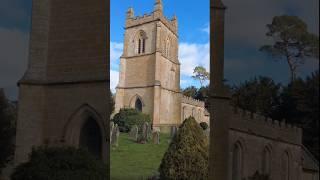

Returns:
112,108,151,132
11,147,108,180
159,117,209,180
0,89,15,172
245,171,269,180
199,122,209,130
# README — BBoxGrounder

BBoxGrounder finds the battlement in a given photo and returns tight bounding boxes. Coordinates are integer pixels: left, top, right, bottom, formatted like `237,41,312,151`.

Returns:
230,106,303,145
181,95,205,107
125,2,178,35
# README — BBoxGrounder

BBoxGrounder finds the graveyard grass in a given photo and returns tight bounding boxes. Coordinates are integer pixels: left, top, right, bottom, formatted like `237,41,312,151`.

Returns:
111,133,171,180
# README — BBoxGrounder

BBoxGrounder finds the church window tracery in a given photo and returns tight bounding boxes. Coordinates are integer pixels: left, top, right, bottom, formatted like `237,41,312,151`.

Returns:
232,142,244,180
136,30,147,54
281,151,290,180
261,146,272,175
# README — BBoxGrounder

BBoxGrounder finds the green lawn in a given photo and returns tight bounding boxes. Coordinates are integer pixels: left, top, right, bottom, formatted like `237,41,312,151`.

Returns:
110,133,171,180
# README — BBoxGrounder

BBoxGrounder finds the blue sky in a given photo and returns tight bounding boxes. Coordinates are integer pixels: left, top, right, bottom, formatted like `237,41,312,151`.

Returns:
0,0,318,99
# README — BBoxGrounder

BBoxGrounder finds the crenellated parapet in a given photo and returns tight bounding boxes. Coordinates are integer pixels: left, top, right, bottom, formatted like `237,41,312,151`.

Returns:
181,95,205,107
230,106,303,145
125,4,178,35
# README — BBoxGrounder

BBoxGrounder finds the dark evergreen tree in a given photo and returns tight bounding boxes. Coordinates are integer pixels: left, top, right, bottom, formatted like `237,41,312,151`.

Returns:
231,76,281,119
159,117,208,180
0,89,15,172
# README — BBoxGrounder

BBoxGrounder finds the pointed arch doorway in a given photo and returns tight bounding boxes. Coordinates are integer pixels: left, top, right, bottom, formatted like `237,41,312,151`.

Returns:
62,104,107,162
135,98,143,112
79,117,102,159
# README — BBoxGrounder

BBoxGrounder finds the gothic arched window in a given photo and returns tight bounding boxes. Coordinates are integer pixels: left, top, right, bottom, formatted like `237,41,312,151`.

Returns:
137,31,147,54
262,147,272,175
135,98,143,112
281,151,290,180
232,143,243,180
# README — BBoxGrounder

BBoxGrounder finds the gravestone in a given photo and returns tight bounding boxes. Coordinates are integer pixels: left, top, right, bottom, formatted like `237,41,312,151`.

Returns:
147,123,152,141
110,122,114,144
138,122,149,143
142,122,148,140
170,126,177,138
111,124,120,147
152,131,160,144
129,125,139,141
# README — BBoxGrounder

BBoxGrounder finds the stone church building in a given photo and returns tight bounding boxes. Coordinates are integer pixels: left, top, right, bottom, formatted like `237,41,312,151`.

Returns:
114,1,319,179
114,0,209,132
6,0,318,180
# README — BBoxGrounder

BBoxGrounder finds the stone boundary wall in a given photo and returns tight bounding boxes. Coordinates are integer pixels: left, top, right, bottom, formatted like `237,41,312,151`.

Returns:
230,106,302,145
181,95,205,107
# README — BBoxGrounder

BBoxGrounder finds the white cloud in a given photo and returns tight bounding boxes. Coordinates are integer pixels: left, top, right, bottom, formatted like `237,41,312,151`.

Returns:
109,41,210,90
110,42,123,62
179,42,210,77
110,70,119,93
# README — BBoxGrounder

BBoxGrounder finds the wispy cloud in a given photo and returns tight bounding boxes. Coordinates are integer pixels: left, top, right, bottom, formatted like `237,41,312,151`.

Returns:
200,23,210,35
110,70,119,93
110,42,122,92
110,42,123,70
179,42,210,76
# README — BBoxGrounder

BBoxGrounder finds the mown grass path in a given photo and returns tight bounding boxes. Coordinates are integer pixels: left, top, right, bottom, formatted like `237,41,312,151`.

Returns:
110,133,171,180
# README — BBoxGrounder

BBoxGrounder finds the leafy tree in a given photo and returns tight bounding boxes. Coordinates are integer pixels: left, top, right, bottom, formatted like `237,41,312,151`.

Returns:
11,147,108,180
182,86,198,98
195,85,210,109
231,76,281,119
159,117,208,179
112,108,151,132
278,71,319,159
192,66,210,87
182,85,210,109
260,15,319,82
0,89,15,172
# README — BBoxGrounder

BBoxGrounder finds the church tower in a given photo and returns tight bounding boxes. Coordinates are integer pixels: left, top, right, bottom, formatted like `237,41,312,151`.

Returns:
14,0,109,165
115,0,181,131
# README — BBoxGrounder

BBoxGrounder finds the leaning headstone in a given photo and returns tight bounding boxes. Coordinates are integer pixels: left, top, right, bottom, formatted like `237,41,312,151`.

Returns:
152,131,160,144
111,124,120,147
129,125,139,141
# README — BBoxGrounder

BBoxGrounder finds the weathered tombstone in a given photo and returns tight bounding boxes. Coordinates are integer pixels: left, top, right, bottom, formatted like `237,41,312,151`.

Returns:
138,122,148,143
152,131,160,144
129,125,139,142
147,123,152,141
111,124,120,147
110,122,114,144
142,122,148,140
170,126,177,138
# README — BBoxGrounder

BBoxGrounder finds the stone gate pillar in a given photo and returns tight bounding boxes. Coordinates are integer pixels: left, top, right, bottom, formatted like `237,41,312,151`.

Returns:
210,0,231,180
